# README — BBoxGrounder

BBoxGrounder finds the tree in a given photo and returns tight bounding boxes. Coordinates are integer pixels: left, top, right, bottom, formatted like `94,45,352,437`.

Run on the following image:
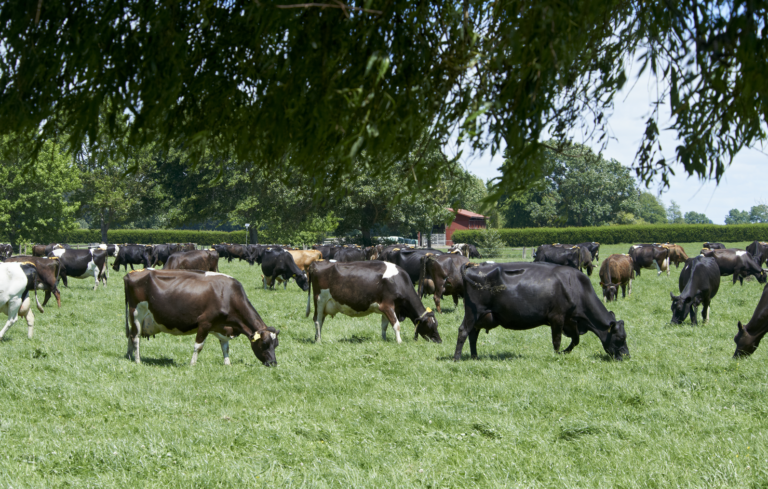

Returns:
750,205,768,224
0,138,80,246
637,192,667,224
2,1,765,200
684,211,713,224
725,209,750,225
667,201,684,224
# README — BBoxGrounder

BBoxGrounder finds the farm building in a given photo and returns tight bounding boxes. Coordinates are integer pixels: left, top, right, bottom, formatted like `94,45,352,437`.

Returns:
426,208,488,246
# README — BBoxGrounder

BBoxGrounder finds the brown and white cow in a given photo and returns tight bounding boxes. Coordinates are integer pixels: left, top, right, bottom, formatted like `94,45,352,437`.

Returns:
164,250,220,272
627,244,670,277
124,269,279,366
598,254,634,302
661,243,689,268
306,261,441,344
418,253,469,312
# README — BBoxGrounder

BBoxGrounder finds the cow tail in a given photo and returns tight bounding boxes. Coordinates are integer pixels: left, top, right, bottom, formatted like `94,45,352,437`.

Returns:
33,273,44,313
418,256,426,298
305,266,312,318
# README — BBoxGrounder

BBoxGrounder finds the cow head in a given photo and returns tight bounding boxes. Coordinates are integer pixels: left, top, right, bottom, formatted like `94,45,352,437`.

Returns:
670,292,699,324
758,269,768,284
733,321,763,357
601,283,619,302
250,327,279,366
293,271,310,291
413,308,441,343
601,318,629,360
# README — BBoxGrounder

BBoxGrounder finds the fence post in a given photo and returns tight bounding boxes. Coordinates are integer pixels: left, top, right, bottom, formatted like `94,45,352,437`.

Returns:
522,246,526,259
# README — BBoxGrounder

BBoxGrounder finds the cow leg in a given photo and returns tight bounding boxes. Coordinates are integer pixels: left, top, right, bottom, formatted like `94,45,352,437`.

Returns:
19,297,34,339
191,337,207,366
468,326,480,359
551,323,563,353
314,294,329,343
690,305,699,326
628,279,633,296
381,315,389,341
0,297,22,339
380,306,402,344
621,284,627,299
433,294,442,314
562,329,580,353
666,258,671,276
654,260,661,276
454,320,472,361
130,264,135,271
214,333,231,366
127,305,142,363
705,302,711,321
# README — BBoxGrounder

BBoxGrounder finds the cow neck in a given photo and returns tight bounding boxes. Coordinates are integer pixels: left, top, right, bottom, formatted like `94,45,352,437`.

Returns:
679,258,704,300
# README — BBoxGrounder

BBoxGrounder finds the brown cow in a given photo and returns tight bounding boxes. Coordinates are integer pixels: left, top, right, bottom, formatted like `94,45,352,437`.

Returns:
164,250,219,272
418,253,469,312
124,269,279,366
4,256,62,307
661,243,689,268
599,254,634,302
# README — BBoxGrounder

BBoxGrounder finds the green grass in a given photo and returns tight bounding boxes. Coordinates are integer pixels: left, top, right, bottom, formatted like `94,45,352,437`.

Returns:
1,242,768,487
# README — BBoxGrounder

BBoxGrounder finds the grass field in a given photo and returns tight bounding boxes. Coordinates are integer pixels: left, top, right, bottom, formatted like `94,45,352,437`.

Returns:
1,242,768,488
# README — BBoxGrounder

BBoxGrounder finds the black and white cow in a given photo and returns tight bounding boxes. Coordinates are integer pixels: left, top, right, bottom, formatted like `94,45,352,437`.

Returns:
746,241,768,267
0,244,12,261
533,244,582,270
51,248,109,289
670,255,721,325
306,260,441,344
0,262,44,340
260,248,310,290
378,248,444,285
700,248,767,285
448,243,481,258
454,262,629,361
124,269,279,366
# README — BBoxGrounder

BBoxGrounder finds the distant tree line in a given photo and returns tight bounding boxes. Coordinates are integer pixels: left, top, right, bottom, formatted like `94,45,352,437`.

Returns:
724,206,768,225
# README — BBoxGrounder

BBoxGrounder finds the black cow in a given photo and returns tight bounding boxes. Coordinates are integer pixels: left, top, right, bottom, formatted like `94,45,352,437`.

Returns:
733,284,768,357
212,244,230,260
746,241,768,267
112,245,151,272
149,244,177,267
552,244,594,276
378,248,444,285
164,250,220,272
703,242,726,250
627,244,670,277
533,245,581,270
50,248,109,290
313,245,342,260
225,244,254,265
335,247,365,263
124,269,279,366
576,242,600,262
418,253,469,312
5,256,62,307
260,249,309,291
670,256,721,325
454,262,629,361
700,248,767,285
306,260,441,343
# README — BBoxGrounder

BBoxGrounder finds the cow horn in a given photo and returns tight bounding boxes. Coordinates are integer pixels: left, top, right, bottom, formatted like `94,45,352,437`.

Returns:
738,321,744,332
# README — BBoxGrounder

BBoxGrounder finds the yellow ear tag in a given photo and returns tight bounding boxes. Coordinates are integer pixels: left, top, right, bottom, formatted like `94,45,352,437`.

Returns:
251,336,258,343
426,308,432,313
293,274,297,278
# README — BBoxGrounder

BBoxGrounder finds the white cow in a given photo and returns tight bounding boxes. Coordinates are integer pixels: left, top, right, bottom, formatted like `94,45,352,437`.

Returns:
0,262,44,340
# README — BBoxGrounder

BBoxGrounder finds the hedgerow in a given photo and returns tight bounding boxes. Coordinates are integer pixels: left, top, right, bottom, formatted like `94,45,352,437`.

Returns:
453,224,768,247
53,229,247,246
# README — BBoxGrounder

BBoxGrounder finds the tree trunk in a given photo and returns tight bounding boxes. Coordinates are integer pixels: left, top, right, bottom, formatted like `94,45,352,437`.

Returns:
362,227,372,247
427,230,432,248
100,211,108,244
249,226,258,244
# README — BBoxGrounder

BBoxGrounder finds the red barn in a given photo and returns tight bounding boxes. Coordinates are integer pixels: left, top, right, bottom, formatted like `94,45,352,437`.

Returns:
425,208,488,246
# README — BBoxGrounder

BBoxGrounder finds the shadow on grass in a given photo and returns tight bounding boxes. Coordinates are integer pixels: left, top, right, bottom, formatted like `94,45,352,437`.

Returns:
437,352,525,362
137,357,177,367
338,335,374,344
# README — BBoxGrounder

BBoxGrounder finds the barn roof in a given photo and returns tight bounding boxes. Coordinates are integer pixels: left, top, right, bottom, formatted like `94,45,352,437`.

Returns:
448,208,488,219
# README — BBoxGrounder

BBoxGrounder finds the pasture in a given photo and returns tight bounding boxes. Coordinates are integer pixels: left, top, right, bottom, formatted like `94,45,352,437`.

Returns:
1,242,768,487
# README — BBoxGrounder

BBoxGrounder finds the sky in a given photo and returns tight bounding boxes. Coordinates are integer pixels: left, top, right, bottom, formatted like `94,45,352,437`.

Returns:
449,67,767,225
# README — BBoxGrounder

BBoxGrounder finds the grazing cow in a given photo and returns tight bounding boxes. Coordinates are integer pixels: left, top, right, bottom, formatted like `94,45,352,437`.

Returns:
306,260,441,343
213,244,230,260
746,240,768,267
418,253,469,312
448,243,481,258
52,248,109,289
598,254,634,302
0,244,12,261
576,242,600,262
0,262,45,340
112,245,151,272
225,244,254,265
149,244,176,267
379,248,445,285
661,243,689,268
670,256,721,325
454,262,629,361
533,244,582,271
164,250,220,272
700,248,767,285
553,244,594,276
733,284,768,357
5,256,62,307
627,244,670,277
703,242,726,250
260,248,310,290
334,247,365,263
124,269,279,366
364,246,379,260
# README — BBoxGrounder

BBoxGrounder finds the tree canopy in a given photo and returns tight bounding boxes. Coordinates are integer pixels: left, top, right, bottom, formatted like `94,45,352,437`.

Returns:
1,0,765,199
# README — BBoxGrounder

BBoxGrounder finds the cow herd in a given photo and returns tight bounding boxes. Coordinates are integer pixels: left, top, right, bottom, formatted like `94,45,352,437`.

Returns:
2,239,768,365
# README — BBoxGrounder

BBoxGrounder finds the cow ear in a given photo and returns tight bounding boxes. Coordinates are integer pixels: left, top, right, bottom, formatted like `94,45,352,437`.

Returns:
670,292,676,300
738,321,744,332
609,321,616,333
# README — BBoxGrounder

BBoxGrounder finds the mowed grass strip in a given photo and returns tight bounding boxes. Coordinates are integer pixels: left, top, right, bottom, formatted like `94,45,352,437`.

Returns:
1,243,767,487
